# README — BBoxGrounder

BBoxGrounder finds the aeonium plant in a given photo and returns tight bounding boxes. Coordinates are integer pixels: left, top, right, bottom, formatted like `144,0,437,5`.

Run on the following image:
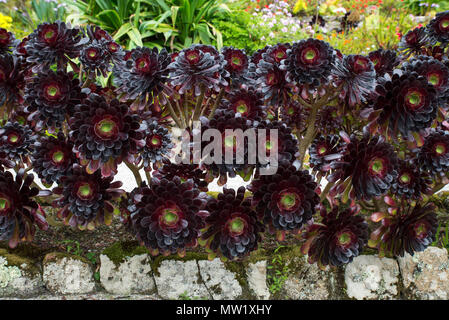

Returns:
0,12,448,269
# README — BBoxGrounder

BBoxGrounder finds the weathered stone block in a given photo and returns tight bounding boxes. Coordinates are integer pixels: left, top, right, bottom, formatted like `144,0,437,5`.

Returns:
99,253,155,295
43,252,95,294
198,258,242,299
345,255,399,300
247,260,270,300
0,249,44,297
154,259,210,299
397,246,449,299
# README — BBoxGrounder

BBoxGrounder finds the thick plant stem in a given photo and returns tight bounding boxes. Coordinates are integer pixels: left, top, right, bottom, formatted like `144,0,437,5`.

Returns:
320,181,335,201
125,161,142,186
206,88,225,120
432,182,446,194
193,85,206,122
145,170,152,185
165,98,183,129
46,214,64,228
298,104,319,168
297,84,343,169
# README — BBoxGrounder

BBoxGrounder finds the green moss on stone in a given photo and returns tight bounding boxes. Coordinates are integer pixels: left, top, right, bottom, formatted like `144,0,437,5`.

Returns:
43,251,91,266
101,241,149,266
0,248,41,276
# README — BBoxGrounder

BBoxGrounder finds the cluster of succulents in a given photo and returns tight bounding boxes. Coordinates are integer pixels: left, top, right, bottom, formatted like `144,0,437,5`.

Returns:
0,12,448,268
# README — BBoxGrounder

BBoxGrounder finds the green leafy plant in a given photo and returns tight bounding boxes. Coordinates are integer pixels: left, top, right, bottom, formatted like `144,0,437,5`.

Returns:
4,0,67,38
267,244,290,295
60,240,82,256
65,0,175,49
212,10,259,54
178,291,208,300
65,0,230,50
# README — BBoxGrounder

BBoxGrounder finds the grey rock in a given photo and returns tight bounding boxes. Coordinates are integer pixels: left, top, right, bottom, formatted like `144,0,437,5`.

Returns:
345,255,399,300
198,258,242,299
247,260,270,300
284,256,336,300
154,260,210,299
397,246,449,299
43,253,95,294
99,254,155,295
0,255,43,297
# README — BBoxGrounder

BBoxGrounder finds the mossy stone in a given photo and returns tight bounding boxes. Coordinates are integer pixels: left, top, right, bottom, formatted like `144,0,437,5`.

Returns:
0,248,41,276
101,241,149,266
43,251,91,266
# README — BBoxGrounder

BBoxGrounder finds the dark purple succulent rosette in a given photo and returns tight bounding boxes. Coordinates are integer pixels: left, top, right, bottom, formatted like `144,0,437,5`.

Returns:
368,49,400,78
281,38,336,88
268,43,291,65
198,108,254,186
31,131,74,185
249,161,319,236
376,203,438,257
221,46,249,85
134,119,173,170
391,159,432,200
401,55,449,107
0,28,19,54
417,129,449,177
0,121,35,163
247,45,271,76
0,169,48,247
24,69,84,131
426,10,449,45
280,100,309,132
316,105,342,135
332,54,376,107
202,187,264,260
254,46,291,106
84,26,123,63
168,46,229,96
329,134,398,200
398,27,430,57
373,69,438,138
153,159,209,192
113,46,170,102
305,206,368,268
0,53,26,107
69,93,145,177
53,165,123,229
254,119,299,165
79,39,112,77
127,176,207,256
25,21,88,69
219,86,266,121
309,134,344,173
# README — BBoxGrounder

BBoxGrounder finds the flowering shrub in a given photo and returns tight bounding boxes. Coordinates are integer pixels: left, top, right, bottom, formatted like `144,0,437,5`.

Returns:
0,11,449,269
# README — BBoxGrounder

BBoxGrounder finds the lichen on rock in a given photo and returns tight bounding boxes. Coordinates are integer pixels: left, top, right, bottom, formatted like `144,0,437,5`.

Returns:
397,246,449,299
99,252,155,295
344,255,399,300
42,252,95,294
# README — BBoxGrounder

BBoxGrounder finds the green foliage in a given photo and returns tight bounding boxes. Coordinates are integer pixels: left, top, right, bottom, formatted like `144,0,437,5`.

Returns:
212,10,260,54
65,0,230,51
266,243,290,295
178,291,209,300
60,240,82,256
2,0,67,38
432,222,449,249
400,0,449,15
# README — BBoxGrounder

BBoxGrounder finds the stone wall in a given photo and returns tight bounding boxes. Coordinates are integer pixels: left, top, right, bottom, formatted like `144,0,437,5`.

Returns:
1,243,449,300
